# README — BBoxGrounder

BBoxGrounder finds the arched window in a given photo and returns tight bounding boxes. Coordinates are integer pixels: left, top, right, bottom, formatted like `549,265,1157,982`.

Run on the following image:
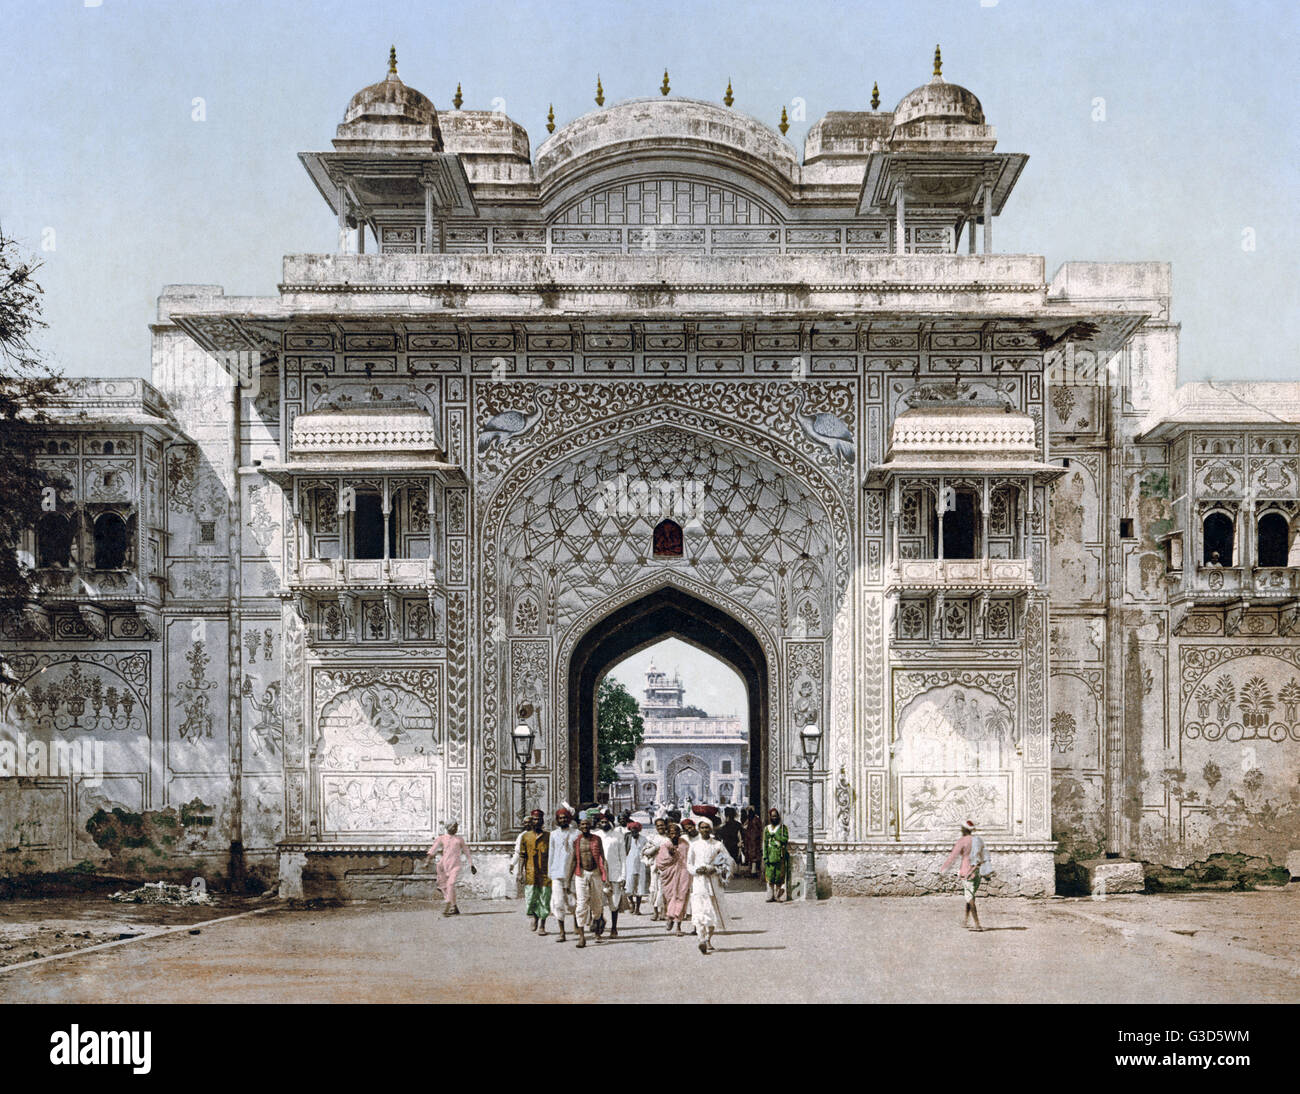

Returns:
93,512,129,569
1202,512,1234,566
102,441,114,455
652,519,683,557
1257,511,1290,567
36,512,73,568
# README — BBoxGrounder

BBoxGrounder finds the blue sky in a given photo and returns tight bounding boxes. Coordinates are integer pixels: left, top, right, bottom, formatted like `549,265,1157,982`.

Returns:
606,638,747,728
1,0,1297,381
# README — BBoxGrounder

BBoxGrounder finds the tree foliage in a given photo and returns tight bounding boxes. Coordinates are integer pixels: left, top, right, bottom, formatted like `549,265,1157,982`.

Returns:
596,677,645,786
0,227,65,680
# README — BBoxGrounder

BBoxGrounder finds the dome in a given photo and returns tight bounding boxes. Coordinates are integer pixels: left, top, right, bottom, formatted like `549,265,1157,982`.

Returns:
340,48,442,146
892,77,985,129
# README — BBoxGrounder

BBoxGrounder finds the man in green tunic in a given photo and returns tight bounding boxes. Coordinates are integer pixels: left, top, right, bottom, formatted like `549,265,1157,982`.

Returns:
762,807,790,902
514,809,552,934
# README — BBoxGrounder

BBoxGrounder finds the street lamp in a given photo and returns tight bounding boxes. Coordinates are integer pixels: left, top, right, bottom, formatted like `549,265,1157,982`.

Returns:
799,723,822,901
512,723,535,826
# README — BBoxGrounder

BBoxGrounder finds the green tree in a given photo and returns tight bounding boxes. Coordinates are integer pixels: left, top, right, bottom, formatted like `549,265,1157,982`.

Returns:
597,677,645,786
0,228,65,682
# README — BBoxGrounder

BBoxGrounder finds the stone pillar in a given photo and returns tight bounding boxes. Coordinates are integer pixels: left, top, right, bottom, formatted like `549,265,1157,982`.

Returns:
337,184,350,254
895,187,907,255
424,185,435,254
983,182,994,254
968,219,976,254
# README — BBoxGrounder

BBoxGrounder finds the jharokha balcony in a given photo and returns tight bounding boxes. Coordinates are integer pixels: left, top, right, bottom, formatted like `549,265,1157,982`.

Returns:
290,555,441,591
890,556,1035,592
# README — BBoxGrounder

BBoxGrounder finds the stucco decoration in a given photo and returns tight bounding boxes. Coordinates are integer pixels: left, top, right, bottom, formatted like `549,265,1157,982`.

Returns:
314,670,442,769
477,399,851,835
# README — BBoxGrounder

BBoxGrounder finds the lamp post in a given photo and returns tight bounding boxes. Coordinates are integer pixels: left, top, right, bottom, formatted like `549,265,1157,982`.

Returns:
511,723,535,827
799,723,821,901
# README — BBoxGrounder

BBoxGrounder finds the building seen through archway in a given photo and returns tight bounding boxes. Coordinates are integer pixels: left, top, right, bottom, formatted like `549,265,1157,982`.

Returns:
605,639,749,815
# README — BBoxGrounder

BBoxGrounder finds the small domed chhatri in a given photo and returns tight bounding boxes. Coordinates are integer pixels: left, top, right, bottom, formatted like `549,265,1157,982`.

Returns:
891,45,986,132
338,46,443,149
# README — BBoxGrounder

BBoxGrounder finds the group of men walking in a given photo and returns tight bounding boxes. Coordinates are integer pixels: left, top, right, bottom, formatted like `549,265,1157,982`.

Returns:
506,804,797,954
427,808,991,937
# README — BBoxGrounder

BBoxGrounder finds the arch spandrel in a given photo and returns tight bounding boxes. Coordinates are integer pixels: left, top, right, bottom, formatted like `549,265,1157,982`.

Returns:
475,397,856,838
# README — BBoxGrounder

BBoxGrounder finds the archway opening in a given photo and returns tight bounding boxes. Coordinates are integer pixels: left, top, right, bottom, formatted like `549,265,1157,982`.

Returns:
603,637,750,816
568,586,767,811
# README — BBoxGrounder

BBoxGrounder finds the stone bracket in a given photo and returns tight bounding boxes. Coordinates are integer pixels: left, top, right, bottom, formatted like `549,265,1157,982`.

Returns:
77,603,108,640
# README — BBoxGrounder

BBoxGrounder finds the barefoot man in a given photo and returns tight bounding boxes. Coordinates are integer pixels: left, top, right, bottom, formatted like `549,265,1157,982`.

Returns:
427,820,475,916
940,820,984,931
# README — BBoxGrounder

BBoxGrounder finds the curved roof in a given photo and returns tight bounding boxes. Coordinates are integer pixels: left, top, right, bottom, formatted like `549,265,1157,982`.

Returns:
535,98,799,204
892,76,986,130
339,53,443,149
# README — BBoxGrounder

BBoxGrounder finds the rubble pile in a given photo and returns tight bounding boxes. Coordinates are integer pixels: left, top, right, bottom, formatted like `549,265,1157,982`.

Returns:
109,881,213,906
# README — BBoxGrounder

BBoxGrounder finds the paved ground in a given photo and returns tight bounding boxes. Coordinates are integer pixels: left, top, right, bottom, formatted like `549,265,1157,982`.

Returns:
1,884,1297,1003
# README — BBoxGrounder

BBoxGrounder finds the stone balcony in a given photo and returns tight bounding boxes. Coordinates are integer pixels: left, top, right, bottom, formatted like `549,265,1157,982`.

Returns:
891,557,1035,591
20,567,162,640
290,556,440,591
1183,566,1300,602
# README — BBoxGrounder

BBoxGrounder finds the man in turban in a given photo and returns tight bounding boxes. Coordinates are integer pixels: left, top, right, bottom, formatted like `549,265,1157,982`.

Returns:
643,817,670,921
566,814,609,949
514,809,551,934
940,820,987,931
763,807,790,902
623,819,649,914
687,816,735,954
547,807,578,943
594,812,628,938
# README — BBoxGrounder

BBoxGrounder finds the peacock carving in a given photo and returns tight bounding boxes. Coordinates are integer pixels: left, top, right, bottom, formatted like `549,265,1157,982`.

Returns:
477,392,544,454
793,389,854,464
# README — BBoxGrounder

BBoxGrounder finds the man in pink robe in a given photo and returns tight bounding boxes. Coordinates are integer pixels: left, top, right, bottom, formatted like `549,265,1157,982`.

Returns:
427,820,475,916
655,822,691,936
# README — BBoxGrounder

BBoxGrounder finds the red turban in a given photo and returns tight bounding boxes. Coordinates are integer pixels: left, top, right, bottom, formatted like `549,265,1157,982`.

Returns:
627,821,642,832
555,808,572,819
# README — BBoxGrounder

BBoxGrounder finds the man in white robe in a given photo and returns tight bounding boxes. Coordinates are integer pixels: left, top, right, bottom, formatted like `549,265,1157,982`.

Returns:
623,820,649,913
594,812,628,938
687,816,735,954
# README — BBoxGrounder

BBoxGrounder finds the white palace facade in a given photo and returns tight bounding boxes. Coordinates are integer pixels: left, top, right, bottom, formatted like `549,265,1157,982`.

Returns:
3,49,1299,897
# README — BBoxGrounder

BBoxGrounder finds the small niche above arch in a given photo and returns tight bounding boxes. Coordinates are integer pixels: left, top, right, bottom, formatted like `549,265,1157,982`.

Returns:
652,519,683,558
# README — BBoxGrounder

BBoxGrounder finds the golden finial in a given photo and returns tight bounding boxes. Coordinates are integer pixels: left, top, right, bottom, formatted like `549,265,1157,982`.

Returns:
546,103,555,133
595,75,604,106
388,46,398,78
453,83,463,109
724,78,734,107
661,69,670,96
933,44,942,78
779,105,789,135
871,81,880,110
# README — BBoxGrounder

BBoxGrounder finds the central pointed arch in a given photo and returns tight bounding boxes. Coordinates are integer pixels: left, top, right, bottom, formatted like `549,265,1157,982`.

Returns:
567,585,769,807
